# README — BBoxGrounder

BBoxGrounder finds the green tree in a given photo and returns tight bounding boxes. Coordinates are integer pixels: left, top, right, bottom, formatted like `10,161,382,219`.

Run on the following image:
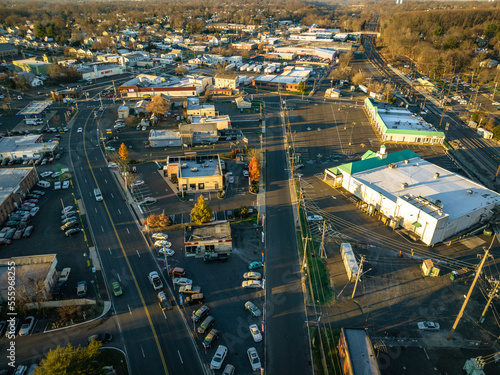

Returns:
493,125,500,140
34,23,46,39
146,94,169,119
34,341,103,375
190,195,213,225
118,143,129,161
297,80,306,94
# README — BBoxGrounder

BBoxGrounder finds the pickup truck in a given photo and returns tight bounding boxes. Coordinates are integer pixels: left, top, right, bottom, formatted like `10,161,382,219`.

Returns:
158,291,172,311
184,293,205,305
148,271,163,290
203,253,229,263
179,285,201,294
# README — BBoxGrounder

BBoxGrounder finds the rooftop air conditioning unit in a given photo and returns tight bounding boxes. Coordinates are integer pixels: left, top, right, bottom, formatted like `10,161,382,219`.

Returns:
434,173,440,179
467,189,473,194
401,182,408,189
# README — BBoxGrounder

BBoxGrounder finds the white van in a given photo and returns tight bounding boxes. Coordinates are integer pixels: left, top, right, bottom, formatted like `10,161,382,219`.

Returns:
94,188,103,201
36,180,50,188
24,118,44,126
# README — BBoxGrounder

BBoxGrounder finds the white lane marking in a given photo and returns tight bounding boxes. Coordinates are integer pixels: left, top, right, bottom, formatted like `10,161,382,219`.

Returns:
177,350,183,364
95,207,98,213
80,166,83,170
118,209,121,214
128,305,132,314
100,168,102,172
117,274,121,282
111,193,114,198
141,345,145,358
108,248,112,254
126,228,130,234
85,178,87,183
163,310,167,320
105,179,108,184
101,226,104,232
136,250,140,257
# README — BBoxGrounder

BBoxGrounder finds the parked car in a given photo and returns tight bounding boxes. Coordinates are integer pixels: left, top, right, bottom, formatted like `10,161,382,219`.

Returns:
168,267,186,277
52,280,66,298
248,261,263,270
243,272,262,280
31,190,45,196
244,301,261,317
77,281,87,297
40,171,52,178
192,305,210,323
307,215,323,221
12,229,24,240
29,207,40,217
173,277,192,286
222,364,235,375
249,324,262,342
210,345,228,370
247,347,261,371
0,238,12,246
62,180,70,189
203,328,220,349
154,240,172,248
61,211,77,220
61,220,78,231
22,226,33,238
152,232,168,240
54,181,61,190
19,316,35,336
417,321,440,331
65,228,81,237
52,171,62,179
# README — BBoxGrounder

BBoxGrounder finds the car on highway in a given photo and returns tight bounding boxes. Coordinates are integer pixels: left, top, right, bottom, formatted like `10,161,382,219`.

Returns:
112,282,123,296
152,232,168,240
242,280,262,289
77,127,83,133
203,328,220,349
65,228,81,237
247,347,261,371
249,324,262,342
210,345,228,370
87,333,112,344
417,321,440,331
149,271,163,290
174,277,192,286
158,247,175,257
131,180,145,187
192,305,210,323
19,316,35,336
307,215,323,221
243,272,261,280
245,301,261,317
154,240,172,248
248,261,263,270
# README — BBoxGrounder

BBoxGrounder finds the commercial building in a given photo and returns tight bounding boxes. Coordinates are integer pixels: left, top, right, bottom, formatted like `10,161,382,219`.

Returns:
0,167,38,224
324,147,500,245
338,328,381,375
164,154,223,194
148,129,181,147
185,97,216,117
252,74,306,92
179,123,219,145
0,43,17,58
13,58,53,75
0,135,58,160
214,73,240,89
78,62,125,80
191,115,231,130
184,221,232,258
364,98,445,145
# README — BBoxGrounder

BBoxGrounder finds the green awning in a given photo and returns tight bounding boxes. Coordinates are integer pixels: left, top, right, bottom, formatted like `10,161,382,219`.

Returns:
412,221,422,228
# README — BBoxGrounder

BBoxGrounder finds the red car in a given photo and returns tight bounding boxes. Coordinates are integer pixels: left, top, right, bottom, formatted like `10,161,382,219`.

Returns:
0,238,11,246
23,199,39,204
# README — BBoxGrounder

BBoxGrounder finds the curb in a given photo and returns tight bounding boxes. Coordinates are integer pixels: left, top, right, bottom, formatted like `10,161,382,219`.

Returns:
43,300,112,334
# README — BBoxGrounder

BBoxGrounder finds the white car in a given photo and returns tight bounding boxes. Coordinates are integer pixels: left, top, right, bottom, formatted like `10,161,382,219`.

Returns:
243,272,261,280
105,146,116,151
108,163,119,168
19,316,35,336
52,171,61,178
210,345,228,370
30,207,40,216
40,171,52,178
228,176,235,184
307,215,323,221
242,280,262,289
114,123,126,129
62,180,70,189
131,180,145,187
158,248,175,257
173,277,193,286
243,170,249,177
417,321,440,331
249,324,262,342
154,240,172,248
492,102,500,106
61,206,73,215
247,347,261,371
152,233,168,240
54,181,61,190
77,127,83,133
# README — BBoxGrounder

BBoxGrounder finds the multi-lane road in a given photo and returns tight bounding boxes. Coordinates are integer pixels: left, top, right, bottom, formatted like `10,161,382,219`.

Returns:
68,105,206,375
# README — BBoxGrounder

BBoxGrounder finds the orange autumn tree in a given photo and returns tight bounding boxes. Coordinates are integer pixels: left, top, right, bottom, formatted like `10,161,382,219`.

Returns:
248,156,261,183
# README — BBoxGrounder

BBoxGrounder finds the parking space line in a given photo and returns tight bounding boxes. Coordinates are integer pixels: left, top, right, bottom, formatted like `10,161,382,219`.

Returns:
177,351,183,364
117,274,121,282
111,193,114,198
118,209,121,214
126,228,130,234
136,250,140,257
108,248,111,254
141,345,145,358
101,226,104,232
128,305,132,314
95,207,98,213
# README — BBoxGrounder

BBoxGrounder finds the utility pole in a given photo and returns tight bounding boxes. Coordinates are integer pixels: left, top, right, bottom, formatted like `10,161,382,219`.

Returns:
448,247,491,340
438,76,455,129
352,255,365,299
319,220,327,259
479,279,500,323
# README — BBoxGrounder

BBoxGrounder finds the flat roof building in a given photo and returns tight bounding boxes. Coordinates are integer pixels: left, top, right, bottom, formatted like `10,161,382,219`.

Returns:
338,328,381,375
365,98,445,145
324,147,500,245
0,134,58,160
0,167,38,224
184,221,232,257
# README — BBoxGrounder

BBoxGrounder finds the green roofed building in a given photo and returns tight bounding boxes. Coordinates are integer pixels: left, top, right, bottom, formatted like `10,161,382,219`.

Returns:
324,147,500,245
364,98,445,145
13,58,53,75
